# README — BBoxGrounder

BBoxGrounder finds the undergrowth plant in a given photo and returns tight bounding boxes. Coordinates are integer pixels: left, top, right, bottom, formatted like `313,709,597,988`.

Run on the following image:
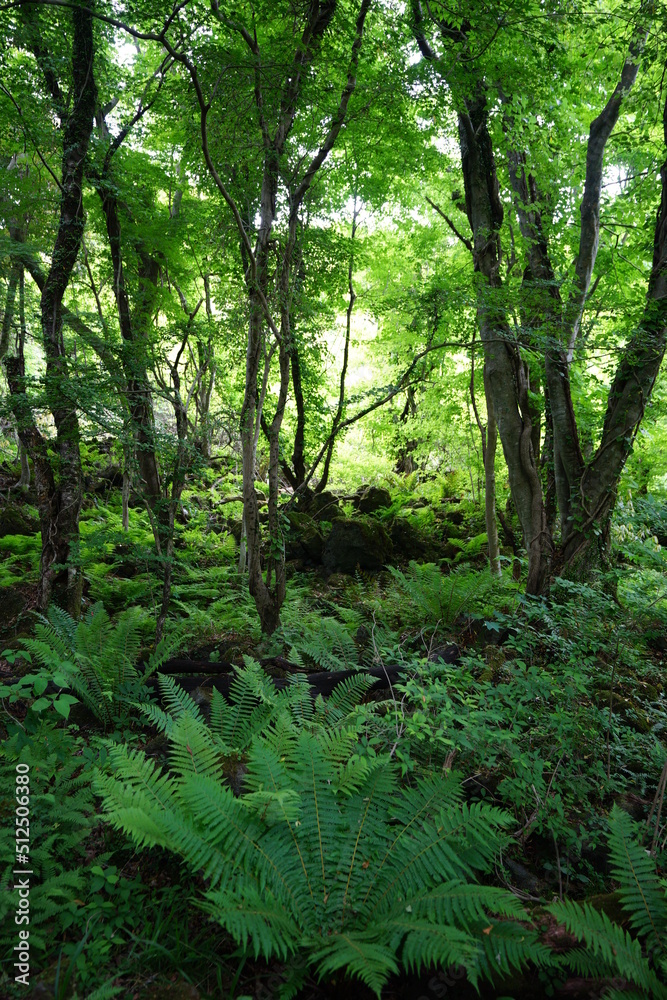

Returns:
548,805,667,999
386,562,508,628
0,721,98,954
17,603,178,729
95,672,554,996
141,657,375,755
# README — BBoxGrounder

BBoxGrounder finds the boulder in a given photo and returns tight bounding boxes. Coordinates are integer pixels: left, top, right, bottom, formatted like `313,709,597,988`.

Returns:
353,485,392,515
285,512,324,563
427,643,460,665
322,517,392,574
226,518,244,543
0,586,28,621
390,515,436,560
308,490,343,521
0,505,39,538
92,464,124,494
446,508,465,526
294,489,342,521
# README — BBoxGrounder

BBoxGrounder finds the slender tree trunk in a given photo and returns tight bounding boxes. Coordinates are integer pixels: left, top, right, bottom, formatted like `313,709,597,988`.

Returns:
317,199,358,493
470,327,501,576
97,185,162,503
7,4,97,614
0,260,20,360
121,469,130,531
483,374,501,577
457,98,550,593
557,96,667,576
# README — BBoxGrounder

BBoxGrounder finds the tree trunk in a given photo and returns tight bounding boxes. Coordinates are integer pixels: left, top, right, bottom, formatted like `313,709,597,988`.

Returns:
457,97,550,593
97,184,163,504
483,374,501,577
8,3,97,615
558,96,667,575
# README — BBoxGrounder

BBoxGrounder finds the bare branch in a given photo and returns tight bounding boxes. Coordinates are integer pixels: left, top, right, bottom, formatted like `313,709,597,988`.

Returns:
425,195,473,252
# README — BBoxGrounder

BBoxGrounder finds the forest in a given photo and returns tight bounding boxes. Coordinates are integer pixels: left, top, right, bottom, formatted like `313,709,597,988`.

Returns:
1,0,667,997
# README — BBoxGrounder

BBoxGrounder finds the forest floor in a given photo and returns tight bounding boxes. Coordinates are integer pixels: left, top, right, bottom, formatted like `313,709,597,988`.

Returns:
1,448,666,1000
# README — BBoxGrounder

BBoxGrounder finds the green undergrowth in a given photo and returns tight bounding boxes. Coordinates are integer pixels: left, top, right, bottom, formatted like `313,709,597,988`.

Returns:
1,469,666,997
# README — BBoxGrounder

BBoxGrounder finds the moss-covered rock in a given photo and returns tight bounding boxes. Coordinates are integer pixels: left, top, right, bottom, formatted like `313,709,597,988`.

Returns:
353,485,392,515
390,515,441,562
322,516,392,573
285,512,324,563
0,504,39,538
309,490,343,521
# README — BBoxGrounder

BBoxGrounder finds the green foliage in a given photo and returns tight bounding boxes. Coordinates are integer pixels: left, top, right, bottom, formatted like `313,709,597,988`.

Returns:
548,805,667,998
280,612,362,671
95,701,552,995
17,603,178,729
0,721,98,952
142,657,373,757
387,562,497,627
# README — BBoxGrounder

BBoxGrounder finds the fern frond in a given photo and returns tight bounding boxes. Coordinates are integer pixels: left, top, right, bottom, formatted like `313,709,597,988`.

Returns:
157,673,203,721
314,673,374,724
548,899,661,994
409,880,527,929
46,604,79,652
201,887,301,960
169,714,225,780
607,804,667,955
475,919,554,978
386,917,478,979
145,629,185,677
307,931,400,997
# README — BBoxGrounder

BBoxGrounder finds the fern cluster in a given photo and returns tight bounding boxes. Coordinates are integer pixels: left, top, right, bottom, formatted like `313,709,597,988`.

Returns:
95,667,553,996
141,656,374,754
387,562,495,628
0,722,98,952
20,603,177,728
548,805,667,999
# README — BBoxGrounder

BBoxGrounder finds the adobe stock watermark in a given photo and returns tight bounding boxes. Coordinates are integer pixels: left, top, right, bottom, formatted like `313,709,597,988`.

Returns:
415,965,631,1000
415,963,467,999
13,762,32,987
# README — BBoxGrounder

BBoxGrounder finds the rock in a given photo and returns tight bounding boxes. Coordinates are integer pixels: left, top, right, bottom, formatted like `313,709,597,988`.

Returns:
614,791,650,820
390,516,431,560
404,497,429,509
285,512,323,563
146,979,200,1000
112,543,140,579
457,614,509,646
0,505,39,538
322,517,393,574
0,587,28,622
355,624,371,647
308,490,342,521
226,518,243,543
504,859,542,895
353,485,392,515
440,540,462,561
92,464,124,494
428,643,460,665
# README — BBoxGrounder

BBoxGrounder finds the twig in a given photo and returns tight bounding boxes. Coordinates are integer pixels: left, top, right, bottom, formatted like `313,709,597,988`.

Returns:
425,195,473,253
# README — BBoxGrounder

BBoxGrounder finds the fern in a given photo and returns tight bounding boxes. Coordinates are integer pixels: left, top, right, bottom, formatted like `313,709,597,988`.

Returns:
548,805,667,999
387,562,492,627
21,603,152,728
0,722,98,951
95,697,553,996
281,614,362,671
607,804,667,954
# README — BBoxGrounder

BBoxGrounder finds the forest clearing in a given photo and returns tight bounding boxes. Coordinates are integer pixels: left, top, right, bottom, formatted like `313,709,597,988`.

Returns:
1,0,667,997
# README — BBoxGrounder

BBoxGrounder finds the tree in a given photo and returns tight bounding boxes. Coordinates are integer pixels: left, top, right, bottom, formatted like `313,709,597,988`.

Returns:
411,0,667,591
3,2,97,614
